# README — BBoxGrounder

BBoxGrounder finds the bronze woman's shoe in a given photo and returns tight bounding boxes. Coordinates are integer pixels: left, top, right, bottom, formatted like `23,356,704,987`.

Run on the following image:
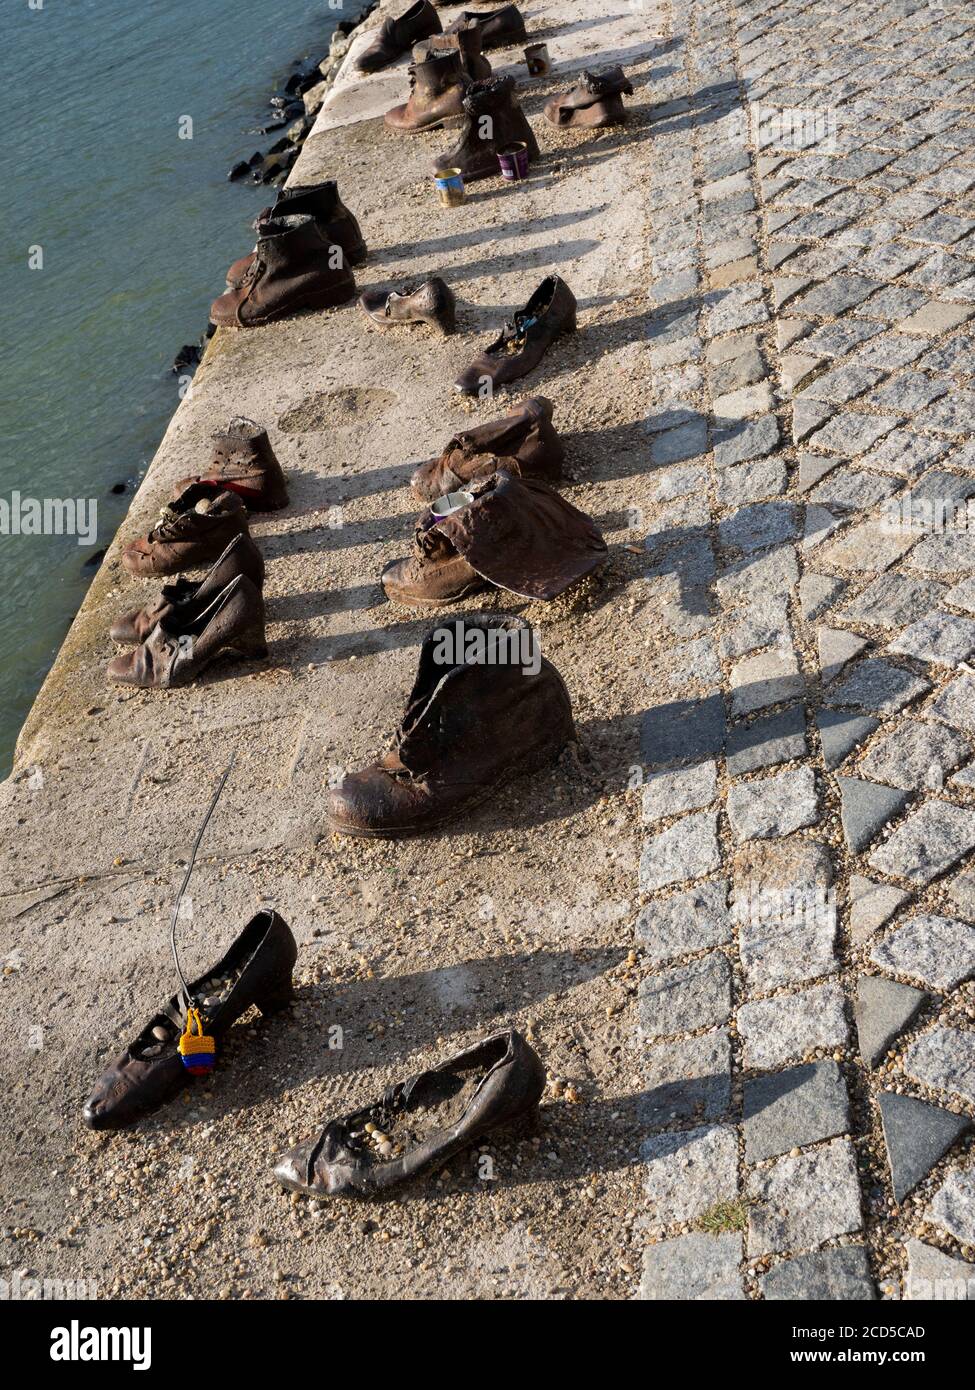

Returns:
357,0,442,74
107,575,266,688
455,275,577,396
384,49,469,132
210,214,356,329
445,5,526,49
325,613,575,837
82,911,297,1130
411,396,564,501
110,534,265,645
382,470,606,608
273,1029,545,1197
120,484,248,577
171,419,288,511
432,74,537,181
412,23,491,81
358,277,456,334
544,67,634,128
225,179,367,289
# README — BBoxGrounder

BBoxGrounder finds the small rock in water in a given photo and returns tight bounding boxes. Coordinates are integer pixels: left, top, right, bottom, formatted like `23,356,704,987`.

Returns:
227,161,250,182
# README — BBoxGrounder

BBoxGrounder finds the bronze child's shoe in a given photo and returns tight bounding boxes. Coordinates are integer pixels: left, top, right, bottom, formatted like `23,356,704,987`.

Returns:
273,1028,545,1197
120,484,248,577
432,74,538,181
410,395,564,501
544,66,634,128
107,575,266,688
171,418,288,511
325,612,576,837
445,4,527,49
412,23,491,81
358,277,456,334
82,911,297,1130
384,49,469,132
210,214,356,329
225,179,366,289
455,275,577,396
382,469,607,608
357,0,442,74
110,534,265,645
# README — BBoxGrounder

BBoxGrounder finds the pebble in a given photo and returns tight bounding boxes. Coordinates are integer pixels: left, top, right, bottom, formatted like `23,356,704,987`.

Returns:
152,1026,168,1042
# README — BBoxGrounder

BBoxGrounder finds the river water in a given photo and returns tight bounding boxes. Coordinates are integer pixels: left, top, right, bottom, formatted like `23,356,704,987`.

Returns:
2,0,366,777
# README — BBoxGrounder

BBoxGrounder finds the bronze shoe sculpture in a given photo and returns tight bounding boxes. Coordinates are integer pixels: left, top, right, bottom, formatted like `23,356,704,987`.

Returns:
273,1029,545,1197
107,575,266,687
210,214,356,329
544,67,634,128
384,49,469,132
358,277,456,334
110,534,265,645
455,275,577,396
432,74,538,181
412,23,491,81
383,469,606,608
225,180,366,289
325,612,576,837
357,0,442,74
82,911,297,1130
120,484,248,577
445,5,526,49
410,396,564,501
171,419,288,512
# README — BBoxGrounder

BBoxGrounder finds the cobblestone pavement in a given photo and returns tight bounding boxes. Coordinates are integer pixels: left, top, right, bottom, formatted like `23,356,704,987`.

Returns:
638,0,975,1299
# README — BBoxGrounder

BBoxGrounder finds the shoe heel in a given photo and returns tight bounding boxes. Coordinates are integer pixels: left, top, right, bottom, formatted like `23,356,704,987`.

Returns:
255,978,293,1016
564,309,578,333
230,624,268,660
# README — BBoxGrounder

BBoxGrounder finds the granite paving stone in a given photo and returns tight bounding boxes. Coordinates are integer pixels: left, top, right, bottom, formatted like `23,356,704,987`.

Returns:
868,802,975,885
815,519,916,573
640,811,723,891
636,879,731,968
729,647,804,716
849,878,911,945
818,627,868,684
878,1092,971,1203
929,1169,975,1246
827,660,930,716
641,1030,732,1128
760,1249,876,1301
746,1139,863,1257
640,1233,745,1300
855,976,930,1068
836,776,909,854
642,694,726,765
725,706,807,776
727,766,818,841
800,573,846,622
737,981,848,1070
871,915,975,990
743,1061,851,1163
642,761,719,823
903,1027,975,1105
643,1124,739,1226
639,951,732,1039
904,1240,975,1301
860,721,970,791
816,710,879,769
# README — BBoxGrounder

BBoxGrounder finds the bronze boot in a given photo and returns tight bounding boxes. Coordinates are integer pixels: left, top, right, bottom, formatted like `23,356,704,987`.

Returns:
385,469,606,609
172,418,288,511
110,534,265,645
412,23,491,80
411,396,564,501
384,49,469,132
325,613,576,837
455,275,577,395
225,179,367,289
120,484,249,577
357,0,442,74
273,1029,545,1198
107,575,266,687
445,5,527,49
432,74,538,181
210,214,356,329
544,66,634,128
358,277,456,333
82,911,297,1130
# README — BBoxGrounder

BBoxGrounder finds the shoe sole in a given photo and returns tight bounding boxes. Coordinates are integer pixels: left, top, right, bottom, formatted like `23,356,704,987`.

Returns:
381,579,488,608
325,737,572,839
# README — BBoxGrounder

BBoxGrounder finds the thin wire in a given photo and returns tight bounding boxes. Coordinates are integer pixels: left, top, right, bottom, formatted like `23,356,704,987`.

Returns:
170,754,236,1005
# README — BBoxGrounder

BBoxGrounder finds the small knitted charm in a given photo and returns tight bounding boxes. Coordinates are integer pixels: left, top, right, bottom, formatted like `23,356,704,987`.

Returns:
178,1008,215,1075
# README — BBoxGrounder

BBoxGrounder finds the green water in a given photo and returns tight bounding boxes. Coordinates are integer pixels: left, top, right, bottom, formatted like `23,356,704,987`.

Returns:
2,0,366,777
